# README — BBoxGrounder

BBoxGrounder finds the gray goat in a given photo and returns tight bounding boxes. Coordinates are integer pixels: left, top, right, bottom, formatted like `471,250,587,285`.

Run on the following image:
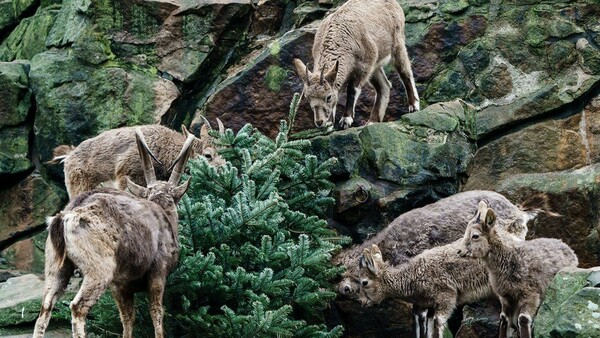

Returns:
458,201,578,338
33,129,194,338
294,0,419,129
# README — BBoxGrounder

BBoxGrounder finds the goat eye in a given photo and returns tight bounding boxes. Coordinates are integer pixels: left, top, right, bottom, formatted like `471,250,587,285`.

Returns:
326,94,332,103
472,234,480,240
361,280,368,287
204,152,213,160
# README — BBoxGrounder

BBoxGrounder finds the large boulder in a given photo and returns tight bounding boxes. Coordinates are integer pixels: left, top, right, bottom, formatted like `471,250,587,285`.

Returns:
464,95,600,267
311,100,475,240
536,267,600,338
0,174,65,250
0,61,33,177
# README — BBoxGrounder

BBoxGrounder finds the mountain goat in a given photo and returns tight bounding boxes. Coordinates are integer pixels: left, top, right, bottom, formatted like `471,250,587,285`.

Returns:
293,0,420,129
51,122,224,199
458,201,578,338
358,242,493,338
33,129,194,338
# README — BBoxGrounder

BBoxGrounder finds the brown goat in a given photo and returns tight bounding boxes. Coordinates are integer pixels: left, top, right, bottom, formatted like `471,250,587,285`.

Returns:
52,122,224,199
294,0,419,129
33,129,194,338
458,201,578,338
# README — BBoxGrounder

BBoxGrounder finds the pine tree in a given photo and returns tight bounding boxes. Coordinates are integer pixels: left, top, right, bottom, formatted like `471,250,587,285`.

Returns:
72,94,348,337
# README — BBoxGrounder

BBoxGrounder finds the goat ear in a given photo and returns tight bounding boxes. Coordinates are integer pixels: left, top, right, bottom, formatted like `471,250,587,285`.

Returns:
370,244,384,265
173,178,191,202
293,58,310,84
126,176,148,198
325,60,339,84
483,209,496,232
360,248,379,275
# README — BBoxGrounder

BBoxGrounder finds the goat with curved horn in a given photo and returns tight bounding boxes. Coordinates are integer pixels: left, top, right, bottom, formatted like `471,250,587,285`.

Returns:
33,128,195,338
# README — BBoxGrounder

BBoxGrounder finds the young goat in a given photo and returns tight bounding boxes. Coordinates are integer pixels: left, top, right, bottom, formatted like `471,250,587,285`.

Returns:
335,190,551,299
458,201,578,338
358,242,493,338
33,129,194,338
293,0,419,129
51,122,224,199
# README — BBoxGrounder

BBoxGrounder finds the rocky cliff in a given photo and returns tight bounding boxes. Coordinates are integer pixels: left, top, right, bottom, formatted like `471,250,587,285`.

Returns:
0,0,599,336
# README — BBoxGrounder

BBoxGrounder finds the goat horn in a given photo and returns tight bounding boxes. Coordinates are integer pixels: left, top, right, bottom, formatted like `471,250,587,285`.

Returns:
199,115,213,131
320,64,325,85
216,118,225,135
134,128,157,185
305,63,310,84
168,134,195,185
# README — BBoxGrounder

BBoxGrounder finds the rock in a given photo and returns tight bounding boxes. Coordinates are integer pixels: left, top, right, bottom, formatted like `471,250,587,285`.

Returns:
464,96,600,266
0,8,58,62
0,274,44,326
193,26,317,138
310,107,475,241
536,267,600,338
0,174,65,248
0,0,37,32
0,274,80,327
0,270,21,283
328,298,414,337
0,61,31,128
455,301,501,338
30,49,179,163
0,126,32,176
492,164,600,268
0,231,47,274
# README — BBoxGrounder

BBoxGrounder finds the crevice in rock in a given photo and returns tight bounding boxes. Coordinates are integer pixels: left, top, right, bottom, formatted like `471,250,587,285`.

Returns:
0,224,44,252
0,0,41,45
477,80,600,149
162,9,255,130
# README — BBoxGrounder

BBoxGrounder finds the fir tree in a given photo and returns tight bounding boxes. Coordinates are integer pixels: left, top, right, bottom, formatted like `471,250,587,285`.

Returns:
68,94,348,337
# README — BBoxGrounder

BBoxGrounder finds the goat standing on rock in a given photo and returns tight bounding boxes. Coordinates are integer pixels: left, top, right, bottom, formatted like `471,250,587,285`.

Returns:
458,201,578,338
294,0,419,129
33,129,195,338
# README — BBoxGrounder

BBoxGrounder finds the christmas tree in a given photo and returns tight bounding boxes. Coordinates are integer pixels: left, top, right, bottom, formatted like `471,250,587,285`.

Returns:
65,94,347,337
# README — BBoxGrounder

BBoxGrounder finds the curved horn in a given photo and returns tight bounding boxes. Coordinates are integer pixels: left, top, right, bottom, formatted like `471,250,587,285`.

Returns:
134,128,157,185
306,63,310,84
168,134,195,185
320,64,325,85
199,115,213,131
216,118,225,135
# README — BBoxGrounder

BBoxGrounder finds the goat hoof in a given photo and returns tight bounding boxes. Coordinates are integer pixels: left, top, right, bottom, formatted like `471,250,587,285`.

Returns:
339,117,353,129
408,101,420,112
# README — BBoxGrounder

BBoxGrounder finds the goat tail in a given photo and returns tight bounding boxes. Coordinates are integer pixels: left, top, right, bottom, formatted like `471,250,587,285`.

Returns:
46,145,75,164
518,193,561,221
47,215,67,267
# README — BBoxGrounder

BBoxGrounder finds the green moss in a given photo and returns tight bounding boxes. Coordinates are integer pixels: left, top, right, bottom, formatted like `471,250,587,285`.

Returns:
0,9,58,62
264,65,287,92
0,126,32,175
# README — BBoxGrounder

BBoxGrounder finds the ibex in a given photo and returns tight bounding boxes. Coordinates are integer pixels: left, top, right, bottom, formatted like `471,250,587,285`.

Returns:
33,129,194,338
51,121,224,199
293,0,419,129
458,201,578,338
335,190,553,299
358,242,493,338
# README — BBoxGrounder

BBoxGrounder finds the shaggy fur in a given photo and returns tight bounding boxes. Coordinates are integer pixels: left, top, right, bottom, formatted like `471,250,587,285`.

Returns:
53,124,223,199
358,243,492,338
293,0,419,129
335,190,549,300
458,201,578,338
33,130,194,338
